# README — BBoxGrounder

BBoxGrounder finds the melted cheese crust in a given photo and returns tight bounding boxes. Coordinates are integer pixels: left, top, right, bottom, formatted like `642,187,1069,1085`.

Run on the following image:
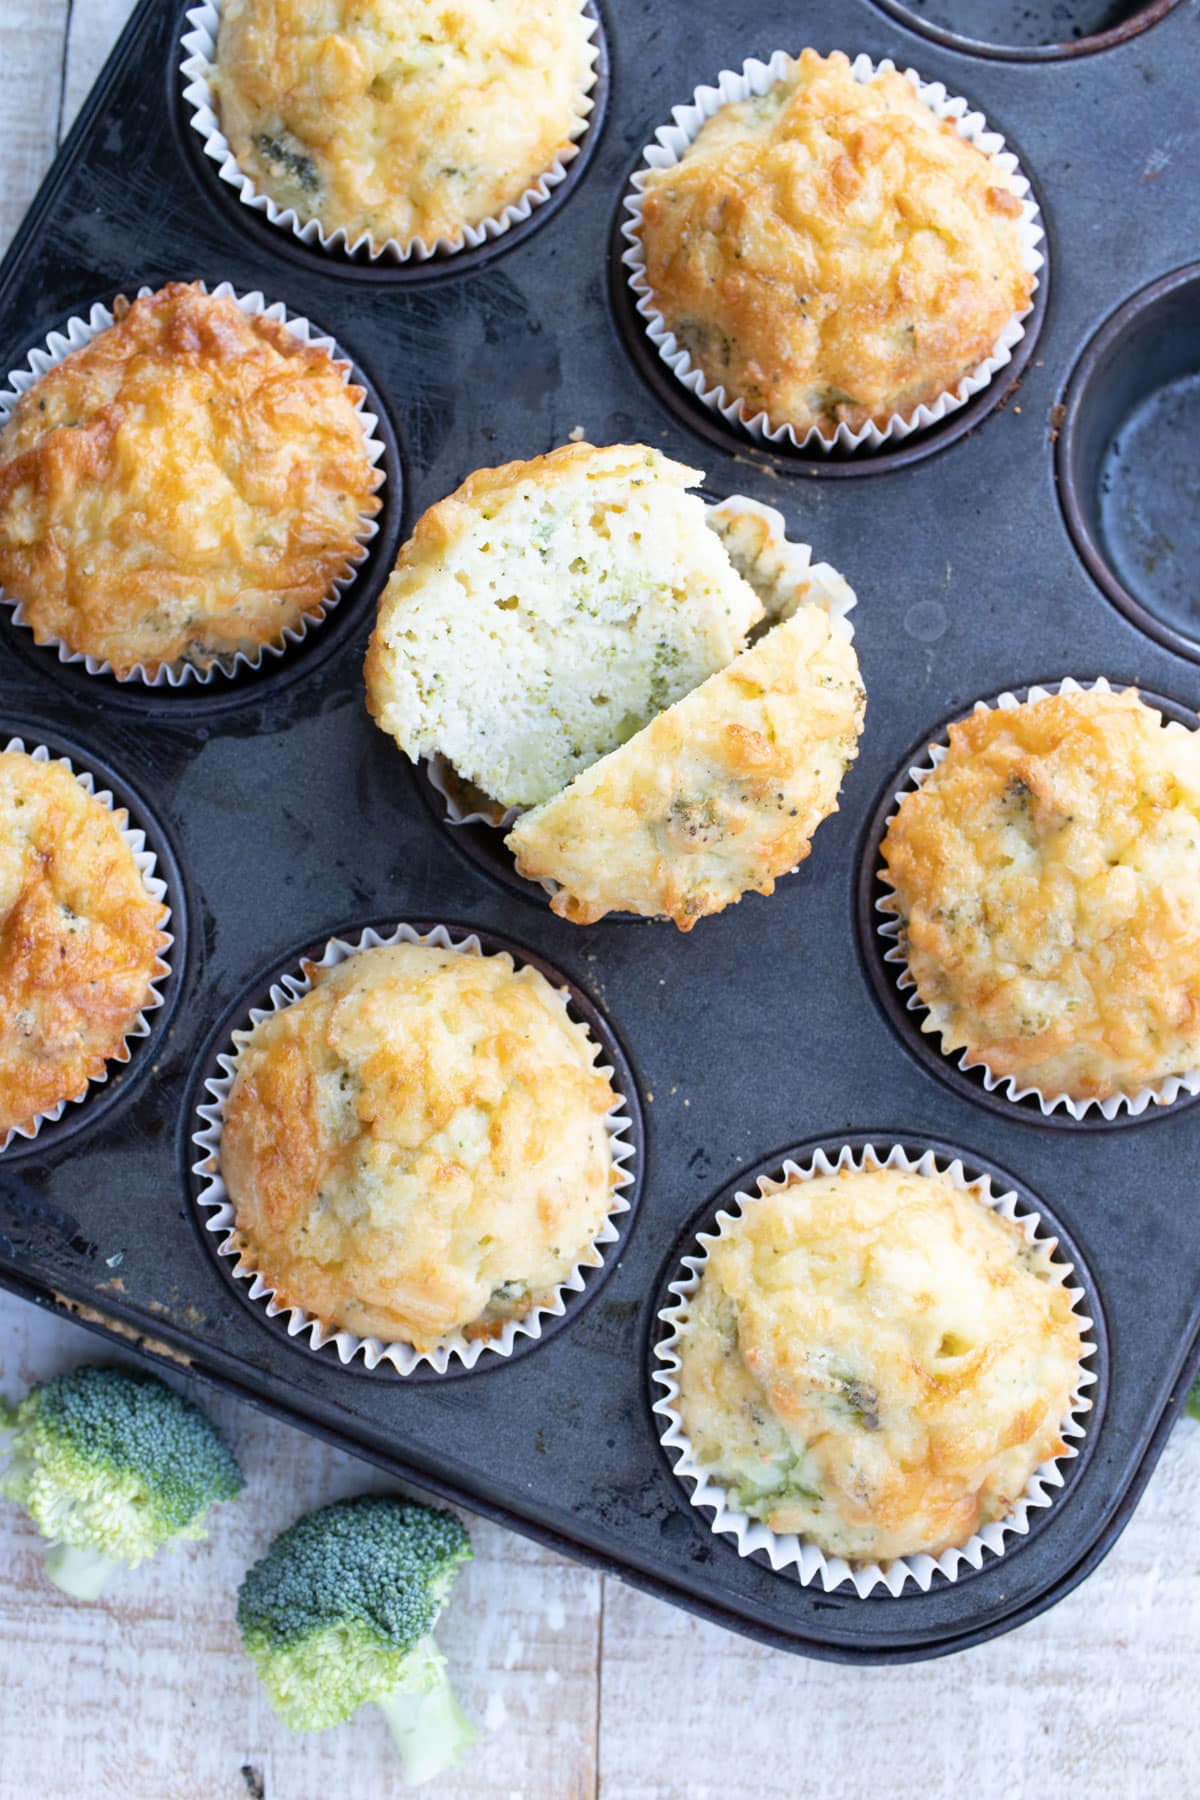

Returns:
0,283,379,678
506,607,865,929
0,752,168,1136
364,442,764,810
881,688,1200,1100
221,944,620,1351
214,0,593,248
674,1166,1082,1564
639,49,1033,437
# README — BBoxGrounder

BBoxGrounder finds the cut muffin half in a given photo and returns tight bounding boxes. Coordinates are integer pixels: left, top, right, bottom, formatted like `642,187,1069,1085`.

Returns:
364,443,765,811
506,606,865,929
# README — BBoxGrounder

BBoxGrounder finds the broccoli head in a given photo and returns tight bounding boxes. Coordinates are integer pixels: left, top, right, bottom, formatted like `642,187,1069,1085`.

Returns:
0,1363,242,1600
237,1495,474,1786
1189,1379,1200,1422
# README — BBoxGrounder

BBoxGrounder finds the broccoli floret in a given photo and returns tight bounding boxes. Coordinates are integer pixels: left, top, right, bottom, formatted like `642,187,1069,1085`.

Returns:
0,1364,242,1600
1188,1379,1200,1422
237,1495,475,1786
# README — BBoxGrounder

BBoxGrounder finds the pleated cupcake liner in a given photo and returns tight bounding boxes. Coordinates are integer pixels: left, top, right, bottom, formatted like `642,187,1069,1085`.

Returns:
428,492,858,829
652,1141,1097,1597
0,280,386,686
191,920,637,1374
0,736,173,1152
621,50,1044,453
875,676,1200,1120
180,0,600,264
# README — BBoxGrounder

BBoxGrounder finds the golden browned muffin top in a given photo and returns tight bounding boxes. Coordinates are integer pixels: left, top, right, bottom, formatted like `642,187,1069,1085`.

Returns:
638,49,1033,438
0,751,169,1137
507,606,865,929
221,943,622,1351
674,1164,1083,1563
0,282,379,678
214,0,594,249
880,687,1200,1101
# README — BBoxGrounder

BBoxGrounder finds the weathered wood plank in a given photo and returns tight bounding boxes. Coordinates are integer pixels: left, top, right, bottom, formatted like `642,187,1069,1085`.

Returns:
0,0,71,253
61,0,136,141
599,1421,1200,1800
0,1293,602,1800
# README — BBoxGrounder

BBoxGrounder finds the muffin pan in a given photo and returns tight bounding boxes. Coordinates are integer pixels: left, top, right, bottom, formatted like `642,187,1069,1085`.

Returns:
0,0,1199,1661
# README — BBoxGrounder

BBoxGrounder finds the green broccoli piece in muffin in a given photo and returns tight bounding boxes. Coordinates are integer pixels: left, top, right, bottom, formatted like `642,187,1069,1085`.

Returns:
0,1364,242,1599
237,1495,475,1787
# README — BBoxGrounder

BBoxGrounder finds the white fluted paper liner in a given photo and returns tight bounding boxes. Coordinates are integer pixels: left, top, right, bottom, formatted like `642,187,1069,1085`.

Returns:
876,676,1200,1120
190,921,637,1374
652,1142,1097,1597
181,0,600,263
0,282,386,686
0,737,173,1153
430,492,858,828
621,51,1044,453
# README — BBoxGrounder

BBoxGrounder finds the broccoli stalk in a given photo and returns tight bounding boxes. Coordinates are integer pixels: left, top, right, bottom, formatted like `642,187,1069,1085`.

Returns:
374,1638,478,1785
237,1495,475,1787
0,1366,242,1599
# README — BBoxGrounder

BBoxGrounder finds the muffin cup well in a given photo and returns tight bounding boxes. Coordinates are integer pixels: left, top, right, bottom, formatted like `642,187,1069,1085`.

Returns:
0,282,386,687
652,1141,1097,1598
190,921,638,1375
180,1,600,265
875,677,1200,1122
427,493,858,829
0,736,174,1153
620,51,1044,454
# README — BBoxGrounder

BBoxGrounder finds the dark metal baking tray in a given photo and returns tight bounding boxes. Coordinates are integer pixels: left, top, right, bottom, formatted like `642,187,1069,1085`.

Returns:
1,0,1199,1661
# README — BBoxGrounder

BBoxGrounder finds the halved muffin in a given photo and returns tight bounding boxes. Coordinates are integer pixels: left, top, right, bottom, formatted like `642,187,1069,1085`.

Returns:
636,49,1034,439
672,1162,1083,1564
220,943,622,1352
507,606,865,928
213,0,595,250
364,443,765,811
0,282,379,679
880,686,1200,1101
0,750,169,1139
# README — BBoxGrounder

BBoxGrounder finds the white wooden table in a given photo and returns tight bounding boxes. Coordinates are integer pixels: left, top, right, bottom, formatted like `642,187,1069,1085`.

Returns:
1,8,1199,1796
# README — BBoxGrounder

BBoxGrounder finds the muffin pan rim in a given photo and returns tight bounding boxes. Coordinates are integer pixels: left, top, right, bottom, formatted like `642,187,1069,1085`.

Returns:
181,915,647,1382
645,1131,1107,1600
3,0,1200,1664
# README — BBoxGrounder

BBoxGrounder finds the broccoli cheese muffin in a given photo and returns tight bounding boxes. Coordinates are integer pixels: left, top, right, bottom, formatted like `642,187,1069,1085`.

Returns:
634,49,1035,442
220,942,623,1353
212,0,595,252
0,283,380,680
669,1162,1084,1565
507,607,865,929
880,687,1200,1103
365,443,765,811
0,750,169,1141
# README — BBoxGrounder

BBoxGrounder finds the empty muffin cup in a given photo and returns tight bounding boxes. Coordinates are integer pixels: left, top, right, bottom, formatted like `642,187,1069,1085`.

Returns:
870,0,1182,61
1058,264,1200,664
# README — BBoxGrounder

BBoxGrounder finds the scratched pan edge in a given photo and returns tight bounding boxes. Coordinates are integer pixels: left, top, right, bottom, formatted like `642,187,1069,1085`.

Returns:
0,0,1198,1661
